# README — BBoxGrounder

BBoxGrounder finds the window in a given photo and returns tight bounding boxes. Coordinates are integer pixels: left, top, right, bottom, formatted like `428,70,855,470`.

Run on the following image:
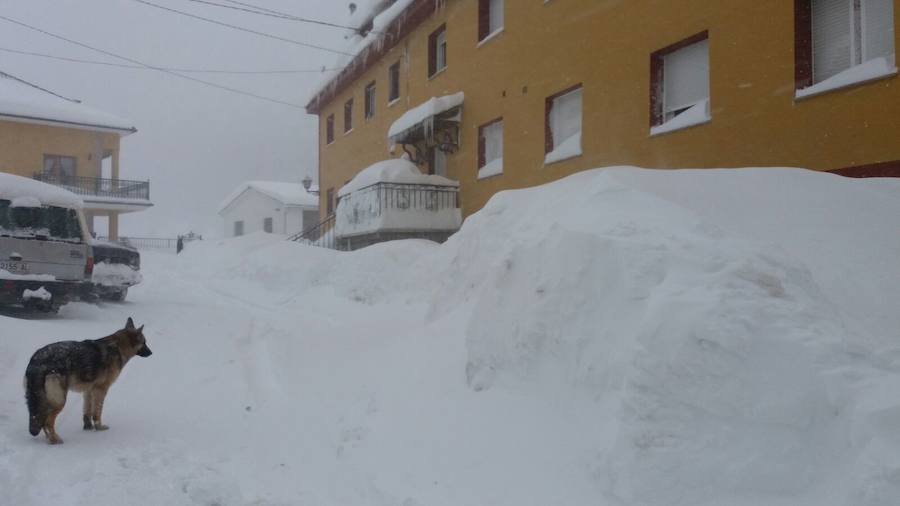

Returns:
478,118,503,179
344,98,353,133
388,61,401,103
428,25,447,77
43,155,76,178
796,0,896,93
650,32,711,135
263,217,273,233
326,114,335,144
430,147,448,177
478,0,504,41
234,221,244,237
326,188,335,215
364,81,376,120
544,85,583,164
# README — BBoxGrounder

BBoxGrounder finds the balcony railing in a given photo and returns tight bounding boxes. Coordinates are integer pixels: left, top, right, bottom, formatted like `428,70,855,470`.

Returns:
33,173,150,201
335,182,461,238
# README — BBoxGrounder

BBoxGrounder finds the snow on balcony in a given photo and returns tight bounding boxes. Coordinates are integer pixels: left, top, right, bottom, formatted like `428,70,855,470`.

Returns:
388,92,465,142
336,159,461,240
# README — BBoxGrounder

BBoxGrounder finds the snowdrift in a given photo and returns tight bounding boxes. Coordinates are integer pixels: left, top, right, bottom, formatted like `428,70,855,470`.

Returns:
176,167,900,505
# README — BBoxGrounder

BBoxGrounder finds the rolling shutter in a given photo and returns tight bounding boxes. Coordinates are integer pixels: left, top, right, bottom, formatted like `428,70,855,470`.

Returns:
663,39,710,115
812,0,852,83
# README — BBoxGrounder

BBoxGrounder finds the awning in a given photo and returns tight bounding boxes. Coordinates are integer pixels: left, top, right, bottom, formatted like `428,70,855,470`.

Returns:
387,92,464,145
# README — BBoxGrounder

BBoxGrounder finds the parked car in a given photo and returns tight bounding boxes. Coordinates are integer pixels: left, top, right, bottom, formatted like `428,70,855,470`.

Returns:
86,239,142,301
0,173,93,312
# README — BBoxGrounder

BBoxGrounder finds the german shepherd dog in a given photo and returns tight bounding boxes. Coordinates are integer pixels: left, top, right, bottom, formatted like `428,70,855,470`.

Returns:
23,318,152,444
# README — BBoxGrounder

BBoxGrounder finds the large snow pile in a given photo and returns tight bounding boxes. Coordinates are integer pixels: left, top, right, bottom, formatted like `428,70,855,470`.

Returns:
1,166,898,506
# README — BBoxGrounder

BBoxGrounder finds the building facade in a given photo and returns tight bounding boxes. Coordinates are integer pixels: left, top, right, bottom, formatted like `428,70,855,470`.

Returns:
308,0,899,221
0,72,152,239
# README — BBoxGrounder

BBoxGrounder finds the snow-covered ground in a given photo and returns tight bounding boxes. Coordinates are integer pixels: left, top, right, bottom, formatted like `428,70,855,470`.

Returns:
1,167,899,506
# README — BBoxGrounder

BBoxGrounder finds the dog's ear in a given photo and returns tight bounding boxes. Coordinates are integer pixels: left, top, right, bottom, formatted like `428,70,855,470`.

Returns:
126,317,135,330
138,325,144,334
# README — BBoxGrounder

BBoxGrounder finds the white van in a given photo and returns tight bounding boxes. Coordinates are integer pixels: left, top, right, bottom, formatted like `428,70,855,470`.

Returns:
0,173,93,312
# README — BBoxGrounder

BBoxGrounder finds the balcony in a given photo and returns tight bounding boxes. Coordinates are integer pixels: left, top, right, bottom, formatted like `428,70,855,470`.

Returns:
32,173,153,213
334,181,461,250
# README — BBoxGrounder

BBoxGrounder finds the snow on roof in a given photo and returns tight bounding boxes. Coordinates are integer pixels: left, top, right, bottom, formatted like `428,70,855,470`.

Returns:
0,172,83,209
388,92,465,140
219,181,319,213
338,158,458,197
307,0,418,108
0,73,136,135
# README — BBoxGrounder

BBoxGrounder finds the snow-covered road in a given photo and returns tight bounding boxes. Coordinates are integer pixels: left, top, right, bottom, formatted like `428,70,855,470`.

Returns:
0,244,604,506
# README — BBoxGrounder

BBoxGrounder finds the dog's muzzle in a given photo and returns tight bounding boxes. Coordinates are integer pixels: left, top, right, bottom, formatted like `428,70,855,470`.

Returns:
137,345,152,357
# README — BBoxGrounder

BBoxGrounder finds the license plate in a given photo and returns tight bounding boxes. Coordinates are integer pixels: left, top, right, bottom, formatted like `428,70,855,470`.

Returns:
0,261,29,274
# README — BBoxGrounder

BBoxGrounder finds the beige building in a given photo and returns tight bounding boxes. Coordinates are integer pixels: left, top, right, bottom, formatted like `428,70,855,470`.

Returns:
0,71,151,239
307,0,899,226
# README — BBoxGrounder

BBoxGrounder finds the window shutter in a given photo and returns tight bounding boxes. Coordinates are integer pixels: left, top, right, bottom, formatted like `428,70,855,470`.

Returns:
812,0,852,83
483,121,503,164
489,0,504,34
864,0,895,62
663,39,710,114
550,88,583,150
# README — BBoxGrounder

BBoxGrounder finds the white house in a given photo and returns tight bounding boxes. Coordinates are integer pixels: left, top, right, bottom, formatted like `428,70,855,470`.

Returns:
218,181,319,238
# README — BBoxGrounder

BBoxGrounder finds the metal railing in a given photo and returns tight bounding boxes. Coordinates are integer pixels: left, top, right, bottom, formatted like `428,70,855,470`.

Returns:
33,173,151,201
98,236,177,250
354,182,459,215
288,213,345,250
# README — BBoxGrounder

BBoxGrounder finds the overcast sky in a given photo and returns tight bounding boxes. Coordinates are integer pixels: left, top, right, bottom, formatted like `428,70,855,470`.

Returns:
1,0,352,237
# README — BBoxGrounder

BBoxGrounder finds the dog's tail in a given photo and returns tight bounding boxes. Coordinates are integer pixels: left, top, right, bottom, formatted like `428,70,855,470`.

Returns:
24,365,48,437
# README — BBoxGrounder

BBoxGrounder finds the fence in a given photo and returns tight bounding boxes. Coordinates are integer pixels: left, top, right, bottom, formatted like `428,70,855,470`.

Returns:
98,236,180,250
287,213,346,250
33,173,151,201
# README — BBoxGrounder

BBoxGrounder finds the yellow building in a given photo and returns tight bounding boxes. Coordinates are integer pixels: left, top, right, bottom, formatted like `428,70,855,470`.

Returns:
308,0,899,224
0,71,151,239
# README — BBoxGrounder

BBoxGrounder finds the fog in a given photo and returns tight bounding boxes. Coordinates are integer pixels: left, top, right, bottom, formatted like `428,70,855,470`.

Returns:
0,0,351,237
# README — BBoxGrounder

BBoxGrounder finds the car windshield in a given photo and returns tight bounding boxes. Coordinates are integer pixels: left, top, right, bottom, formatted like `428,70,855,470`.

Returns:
0,199,84,243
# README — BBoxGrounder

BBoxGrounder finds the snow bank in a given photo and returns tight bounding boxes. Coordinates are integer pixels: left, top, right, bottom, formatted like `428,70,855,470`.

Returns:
388,92,464,140
0,173,83,208
22,287,52,301
0,72,136,133
338,158,458,197
425,167,900,505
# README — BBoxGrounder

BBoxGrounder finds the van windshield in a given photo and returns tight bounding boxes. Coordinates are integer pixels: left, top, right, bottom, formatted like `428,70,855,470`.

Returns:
0,199,84,243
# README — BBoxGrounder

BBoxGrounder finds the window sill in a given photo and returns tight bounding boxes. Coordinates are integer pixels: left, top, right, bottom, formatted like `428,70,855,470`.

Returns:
387,98,401,108
477,159,504,180
477,28,504,48
795,57,897,101
428,67,447,81
343,129,354,136
650,99,711,137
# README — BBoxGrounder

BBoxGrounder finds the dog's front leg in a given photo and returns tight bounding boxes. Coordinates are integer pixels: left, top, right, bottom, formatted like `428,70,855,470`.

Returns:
91,387,110,431
83,390,94,430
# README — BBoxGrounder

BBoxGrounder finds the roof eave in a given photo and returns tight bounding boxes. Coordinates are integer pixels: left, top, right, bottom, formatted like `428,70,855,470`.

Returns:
306,0,435,115
0,113,137,136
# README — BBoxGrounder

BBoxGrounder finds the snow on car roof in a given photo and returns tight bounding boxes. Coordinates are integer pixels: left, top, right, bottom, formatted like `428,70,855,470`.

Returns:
219,181,319,213
0,72,137,135
0,172,84,209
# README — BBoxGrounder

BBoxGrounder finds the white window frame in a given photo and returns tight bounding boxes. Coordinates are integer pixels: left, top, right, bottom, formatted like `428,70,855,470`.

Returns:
545,86,583,165
478,119,503,179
